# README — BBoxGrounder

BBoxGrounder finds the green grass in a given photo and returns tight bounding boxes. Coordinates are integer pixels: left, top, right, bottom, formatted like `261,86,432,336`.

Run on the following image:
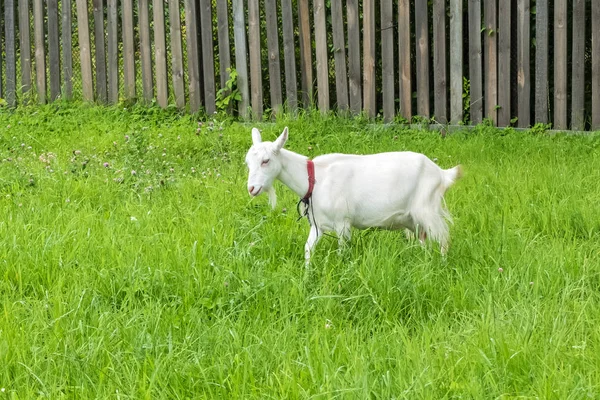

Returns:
1,103,600,398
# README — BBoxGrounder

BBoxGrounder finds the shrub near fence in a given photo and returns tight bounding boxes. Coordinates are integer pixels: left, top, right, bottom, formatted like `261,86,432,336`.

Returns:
0,0,599,130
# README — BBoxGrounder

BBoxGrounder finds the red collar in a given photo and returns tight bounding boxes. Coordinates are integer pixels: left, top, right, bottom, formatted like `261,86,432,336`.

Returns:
302,160,315,201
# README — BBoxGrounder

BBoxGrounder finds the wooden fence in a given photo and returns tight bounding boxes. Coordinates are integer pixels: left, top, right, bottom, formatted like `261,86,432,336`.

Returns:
1,0,599,130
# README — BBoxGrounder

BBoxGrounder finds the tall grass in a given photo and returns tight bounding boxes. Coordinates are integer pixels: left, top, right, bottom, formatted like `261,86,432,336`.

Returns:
1,103,600,398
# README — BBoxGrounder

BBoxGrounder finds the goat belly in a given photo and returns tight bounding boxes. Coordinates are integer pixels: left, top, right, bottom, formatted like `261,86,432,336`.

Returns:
351,210,413,230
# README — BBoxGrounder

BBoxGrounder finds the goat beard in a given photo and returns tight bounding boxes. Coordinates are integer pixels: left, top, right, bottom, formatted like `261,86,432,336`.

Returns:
266,187,277,209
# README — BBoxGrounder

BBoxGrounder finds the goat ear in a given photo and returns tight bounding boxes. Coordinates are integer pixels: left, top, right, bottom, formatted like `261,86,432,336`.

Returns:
251,128,262,145
273,127,289,153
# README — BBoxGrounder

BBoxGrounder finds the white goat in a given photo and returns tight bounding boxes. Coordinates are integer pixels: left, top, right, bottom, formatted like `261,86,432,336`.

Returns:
245,127,462,263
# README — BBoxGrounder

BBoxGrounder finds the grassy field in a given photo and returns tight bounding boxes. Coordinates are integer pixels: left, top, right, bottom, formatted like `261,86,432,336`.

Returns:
1,103,600,398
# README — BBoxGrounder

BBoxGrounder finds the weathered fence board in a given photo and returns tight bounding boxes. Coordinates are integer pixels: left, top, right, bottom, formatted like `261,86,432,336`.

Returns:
199,0,215,114
248,0,263,119
76,0,93,101
185,0,201,112
415,0,430,117
517,0,530,127
298,0,313,107
594,1,600,130
93,0,107,103
33,0,46,103
138,0,153,102
18,0,32,98
122,0,136,99
535,0,548,124
107,0,118,103
468,0,482,123
571,0,585,131
169,0,185,109
381,0,394,121
314,0,329,114
232,0,249,118
497,0,511,126
265,0,283,114
398,0,412,120
281,0,298,112
48,0,60,100
484,0,497,124
5,0,17,106
433,0,446,123
449,0,462,124
347,0,362,114
216,0,231,108
554,0,567,130
363,0,376,118
332,0,349,112
154,0,168,108
62,0,73,99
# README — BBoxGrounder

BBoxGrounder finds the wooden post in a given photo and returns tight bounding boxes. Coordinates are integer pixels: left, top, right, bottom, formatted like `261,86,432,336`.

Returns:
199,0,215,114
62,0,73,99
47,0,60,100
248,0,263,119
18,0,32,99
517,0,530,127
93,0,107,103
593,1,600,129
571,0,585,131
553,0,567,130
433,0,447,123
107,0,118,103
332,0,349,112
298,0,313,107
449,0,462,124
347,0,362,114
415,0,430,117
122,0,136,100
216,0,231,108
484,0,497,124
468,0,482,124
535,0,548,124
363,0,376,118
497,0,511,126
33,0,46,104
5,0,17,106
185,0,201,112
232,0,249,118
169,0,185,109
398,0,412,120
138,0,153,102
314,0,329,114
76,0,94,101
154,0,168,108
281,0,298,112
265,0,283,114
381,0,394,121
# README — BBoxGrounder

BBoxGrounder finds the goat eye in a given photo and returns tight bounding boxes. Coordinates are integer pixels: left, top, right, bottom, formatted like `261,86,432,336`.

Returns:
261,159,270,166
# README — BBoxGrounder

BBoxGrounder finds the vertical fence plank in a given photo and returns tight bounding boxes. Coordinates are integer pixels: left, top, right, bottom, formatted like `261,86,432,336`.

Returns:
153,0,168,108
363,0,376,117
497,0,510,126
5,0,16,106
185,0,201,112
199,0,215,114
298,0,313,107
47,0,60,100
216,0,231,105
18,0,32,98
449,0,462,124
33,0,46,103
468,0,482,123
381,0,394,121
593,1,600,130
398,0,412,120
415,0,430,117
248,0,263,119
61,0,73,99
433,0,446,123
107,0,118,103
138,0,153,102
93,0,107,102
281,0,297,112
76,0,94,101
232,0,249,118
332,0,348,112
123,0,136,99
314,0,329,113
571,0,585,131
553,0,567,130
169,0,185,109
535,0,548,124
265,0,283,114
483,0,497,123
347,0,361,114
517,0,530,127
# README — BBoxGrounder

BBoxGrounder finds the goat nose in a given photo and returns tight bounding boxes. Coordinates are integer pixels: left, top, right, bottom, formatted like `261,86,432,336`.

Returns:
249,186,254,194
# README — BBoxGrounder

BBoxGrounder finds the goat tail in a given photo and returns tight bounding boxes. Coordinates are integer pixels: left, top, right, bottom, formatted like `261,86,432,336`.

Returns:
443,165,463,189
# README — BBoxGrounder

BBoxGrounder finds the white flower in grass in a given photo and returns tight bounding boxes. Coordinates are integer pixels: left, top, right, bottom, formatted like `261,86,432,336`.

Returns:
130,216,138,222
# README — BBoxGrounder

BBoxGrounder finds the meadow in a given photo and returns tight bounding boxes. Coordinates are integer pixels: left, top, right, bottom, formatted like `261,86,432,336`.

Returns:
1,103,600,398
